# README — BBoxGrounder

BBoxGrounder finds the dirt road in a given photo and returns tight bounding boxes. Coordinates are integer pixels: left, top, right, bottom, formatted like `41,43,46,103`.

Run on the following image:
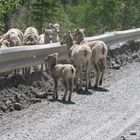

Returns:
0,61,140,140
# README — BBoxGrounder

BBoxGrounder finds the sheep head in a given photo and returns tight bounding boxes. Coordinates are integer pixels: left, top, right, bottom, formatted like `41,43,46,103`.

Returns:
44,53,59,67
60,31,73,46
73,27,85,44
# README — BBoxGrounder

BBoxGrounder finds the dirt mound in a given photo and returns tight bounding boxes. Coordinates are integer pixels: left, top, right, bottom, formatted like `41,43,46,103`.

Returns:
107,40,140,69
0,40,140,116
0,71,55,115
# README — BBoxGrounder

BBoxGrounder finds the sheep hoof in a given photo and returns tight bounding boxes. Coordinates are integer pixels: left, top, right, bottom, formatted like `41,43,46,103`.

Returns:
68,98,71,102
88,84,92,89
99,80,102,86
85,87,88,92
62,97,66,101
53,95,58,100
94,84,98,89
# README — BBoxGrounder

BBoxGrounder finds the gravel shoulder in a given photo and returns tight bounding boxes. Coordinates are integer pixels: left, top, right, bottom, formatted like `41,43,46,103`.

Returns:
0,62,140,140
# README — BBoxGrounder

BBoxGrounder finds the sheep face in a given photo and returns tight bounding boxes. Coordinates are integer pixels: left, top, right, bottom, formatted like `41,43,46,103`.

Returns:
73,28,85,44
43,28,53,43
60,32,73,46
0,39,10,48
24,34,38,45
44,53,58,65
49,23,60,33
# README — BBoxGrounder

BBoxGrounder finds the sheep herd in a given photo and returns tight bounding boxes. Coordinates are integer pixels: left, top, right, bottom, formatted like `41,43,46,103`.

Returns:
0,23,108,102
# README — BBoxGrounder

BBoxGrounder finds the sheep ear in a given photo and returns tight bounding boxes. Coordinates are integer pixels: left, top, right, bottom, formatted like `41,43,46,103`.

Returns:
49,23,53,28
81,28,85,32
53,53,58,58
42,28,46,33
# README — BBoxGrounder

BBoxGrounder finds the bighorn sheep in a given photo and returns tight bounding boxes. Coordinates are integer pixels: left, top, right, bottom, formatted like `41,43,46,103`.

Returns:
60,32,92,91
0,40,10,48
0,28,24,74
39,28,53,44
49,23,60,42
23,27,39,45
73,28,108,88
44,53,76,101
39,28,53,70
0,28,23,47
23,27,40,73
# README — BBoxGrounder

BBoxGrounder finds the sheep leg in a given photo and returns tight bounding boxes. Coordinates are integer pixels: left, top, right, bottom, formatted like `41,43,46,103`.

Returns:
79,67,83,90
75,69,80,89
99,59,106,86
62,79,69,101
53,79,58,100
85,61,91,91
94,63,101,88
41,64,44,71
68,78,74,102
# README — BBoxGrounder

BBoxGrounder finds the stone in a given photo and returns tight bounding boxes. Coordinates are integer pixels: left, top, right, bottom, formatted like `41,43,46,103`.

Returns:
112,64,121,70
132,54,139,59
13,103,22,111
9,107,14,112
14,93,20,103
5,100,12,107
30,98,41,104
0,105,7,112
130,131,137,135
120,135,126,140
35,92,48,98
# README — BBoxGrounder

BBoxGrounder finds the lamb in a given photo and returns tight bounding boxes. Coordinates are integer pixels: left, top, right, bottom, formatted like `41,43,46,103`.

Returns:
44,53,76,101
73,28,108,88
49,23,60,42
23,27,39,45
60,32,92,91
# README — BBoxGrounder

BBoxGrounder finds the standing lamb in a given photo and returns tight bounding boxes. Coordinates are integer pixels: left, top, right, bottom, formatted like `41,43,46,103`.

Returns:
60,32,92,92
44,53,76,101
73,28,108,88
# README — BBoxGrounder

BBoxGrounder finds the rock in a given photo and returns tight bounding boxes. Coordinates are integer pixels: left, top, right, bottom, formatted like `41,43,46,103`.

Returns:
132,54,139,59
112,64,121,70
130,131,137,135
0,105,7,112
0,111,3,116
120,135,126,140
35,92,48,98
14,93,20,103
9,107,14,112
13,103,22,111
30,98,41,104
5,100,12,107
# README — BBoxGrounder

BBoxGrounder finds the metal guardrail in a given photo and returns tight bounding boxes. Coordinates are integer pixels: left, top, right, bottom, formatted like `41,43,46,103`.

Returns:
0,28,140,73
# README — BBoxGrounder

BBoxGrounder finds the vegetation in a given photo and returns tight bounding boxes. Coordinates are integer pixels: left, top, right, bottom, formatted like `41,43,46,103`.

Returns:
0,0,140,36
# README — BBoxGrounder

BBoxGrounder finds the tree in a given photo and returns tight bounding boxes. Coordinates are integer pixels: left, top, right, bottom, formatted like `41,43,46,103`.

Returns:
30,0,63,32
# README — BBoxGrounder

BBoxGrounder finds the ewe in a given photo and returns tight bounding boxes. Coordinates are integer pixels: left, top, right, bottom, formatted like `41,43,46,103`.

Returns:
44,53,76,101
73,28,108,88
60,32,92,91
23,27,39,45
49,23,60,42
